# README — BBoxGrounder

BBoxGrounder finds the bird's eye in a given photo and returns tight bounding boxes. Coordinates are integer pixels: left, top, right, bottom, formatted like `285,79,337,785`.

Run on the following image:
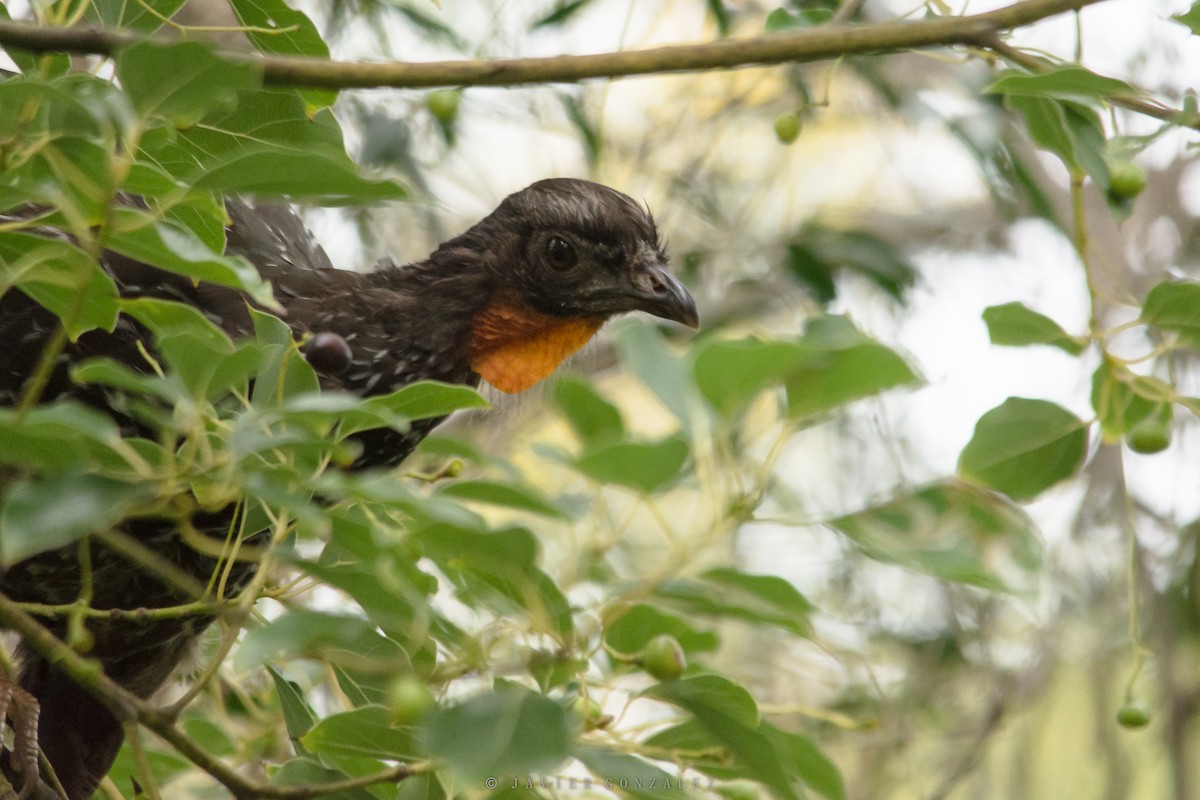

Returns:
546,236,577,271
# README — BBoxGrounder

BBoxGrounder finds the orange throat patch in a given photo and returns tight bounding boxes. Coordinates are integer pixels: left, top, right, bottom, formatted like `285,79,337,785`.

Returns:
469,300,605,394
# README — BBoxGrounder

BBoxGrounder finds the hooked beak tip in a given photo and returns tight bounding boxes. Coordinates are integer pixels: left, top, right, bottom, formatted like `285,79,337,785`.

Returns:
636,264,700,330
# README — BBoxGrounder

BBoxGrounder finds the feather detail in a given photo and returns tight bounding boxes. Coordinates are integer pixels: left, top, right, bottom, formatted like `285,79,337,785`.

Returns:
470,300,604,393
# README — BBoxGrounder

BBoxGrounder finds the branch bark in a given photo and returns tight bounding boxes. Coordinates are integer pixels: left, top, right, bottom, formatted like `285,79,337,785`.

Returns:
0,0,1106,90
0,593,420,800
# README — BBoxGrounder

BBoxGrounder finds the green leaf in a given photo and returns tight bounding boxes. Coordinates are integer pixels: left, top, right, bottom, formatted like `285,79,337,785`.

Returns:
367,381,489,422
1090,360,1168,442
576,747,680,799
250,307,320,405
986,67,1137,103
182,717,236,757
1141,280,1200,348
71,357,182,404
0,474,151,564
830,480,1040,589
236,610,409,671
1004,96,1109,188
299,552,434,644
575,436,689,494
644,675,760,728
958,398,1088,501
0,80,90,141
692,318,917,422
1174,2,1200,34
266,665,317,749
413,524,573,637
561,93,601,167
646,677,798,800
765,8,832,32
88,0,187,32
138,89,406,204
693,338,809,421
982,302,1085,355
420,687,574,783
785,227,916,303
115,41,257,126
437,480,567,518
784,316,918,419
645,719,841,800
554,376,624,447
107,746,191,797
391,5,466,48
106,208,278,309
0,233,120,338
0,403,141,473
614,322,696,430
531,0,593,29
760,725,845,800
706,0,731,36
227,0,336,111
657,567,813,637
604,604,719,657
302,706,419,760
120,297,242,397
195,151,405,203
120,296,233,350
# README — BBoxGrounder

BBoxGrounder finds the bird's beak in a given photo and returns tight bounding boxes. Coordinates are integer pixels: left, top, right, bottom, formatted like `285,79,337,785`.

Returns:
629,263,700,329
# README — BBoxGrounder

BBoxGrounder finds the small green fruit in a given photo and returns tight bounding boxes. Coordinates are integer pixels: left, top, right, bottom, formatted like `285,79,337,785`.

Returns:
570,694,611,729
426,90,462,124
638,634,686,681
387,676,435,725
774,112,801,144
1127,418,1170,454
571,694,602,721
1108,162,1147,200
1116,702,1150,729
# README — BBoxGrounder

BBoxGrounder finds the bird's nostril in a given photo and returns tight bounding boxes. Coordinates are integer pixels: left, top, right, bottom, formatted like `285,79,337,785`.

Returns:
648,272,667,294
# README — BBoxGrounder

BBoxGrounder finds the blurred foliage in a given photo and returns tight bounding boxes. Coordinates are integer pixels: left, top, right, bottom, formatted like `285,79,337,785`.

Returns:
2,1,1200,799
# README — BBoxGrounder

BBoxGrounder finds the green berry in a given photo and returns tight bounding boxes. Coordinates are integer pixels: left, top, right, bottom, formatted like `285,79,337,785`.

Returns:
1108,162,1147,200
570,694,610,729
426,90,462,124
387,676,435,725
1127,418,1170,454
774,112,801,144
1117,702,1150,729
639,634,686,681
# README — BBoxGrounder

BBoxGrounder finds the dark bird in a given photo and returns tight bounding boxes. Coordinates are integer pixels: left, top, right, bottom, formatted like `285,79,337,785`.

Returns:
0,178,698,799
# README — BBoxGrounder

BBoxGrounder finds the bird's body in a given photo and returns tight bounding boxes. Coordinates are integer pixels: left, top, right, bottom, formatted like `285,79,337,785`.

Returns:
0,179,697,799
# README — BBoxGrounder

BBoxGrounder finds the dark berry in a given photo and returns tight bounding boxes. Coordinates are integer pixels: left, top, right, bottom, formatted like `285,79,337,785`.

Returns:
304,332,353,375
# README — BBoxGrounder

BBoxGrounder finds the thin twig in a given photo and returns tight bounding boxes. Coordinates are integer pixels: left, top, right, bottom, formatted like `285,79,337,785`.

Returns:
0,593,425,800
984,35,1198,131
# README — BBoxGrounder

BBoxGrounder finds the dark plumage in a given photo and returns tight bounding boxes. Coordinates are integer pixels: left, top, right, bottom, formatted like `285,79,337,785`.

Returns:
0,179,698,799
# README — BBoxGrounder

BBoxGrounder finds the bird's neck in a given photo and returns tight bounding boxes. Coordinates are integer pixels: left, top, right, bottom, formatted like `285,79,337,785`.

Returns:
367,258,606,395
469,299,604,393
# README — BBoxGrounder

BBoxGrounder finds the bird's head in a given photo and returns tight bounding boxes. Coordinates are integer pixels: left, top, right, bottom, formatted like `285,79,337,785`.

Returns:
454,178,699,393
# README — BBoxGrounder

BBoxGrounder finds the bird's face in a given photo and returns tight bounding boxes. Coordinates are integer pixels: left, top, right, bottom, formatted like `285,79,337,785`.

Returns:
499,179,699,329
466,179,699,393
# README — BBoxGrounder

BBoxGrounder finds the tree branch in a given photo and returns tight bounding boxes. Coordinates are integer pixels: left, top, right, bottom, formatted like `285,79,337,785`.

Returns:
983,35,1199,130
0,593,419,800
0,0,1106,90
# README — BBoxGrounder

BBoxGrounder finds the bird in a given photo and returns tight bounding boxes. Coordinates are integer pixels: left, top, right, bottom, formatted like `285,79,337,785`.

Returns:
0,178,699,800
